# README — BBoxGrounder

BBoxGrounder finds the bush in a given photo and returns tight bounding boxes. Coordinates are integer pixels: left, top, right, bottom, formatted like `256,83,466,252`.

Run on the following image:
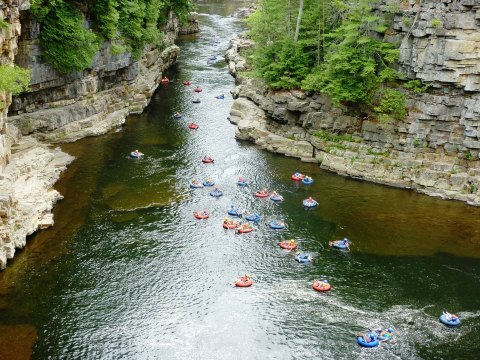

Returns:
0,65,31,94
374,89,406,121
404,79,431,93
40,0,101,73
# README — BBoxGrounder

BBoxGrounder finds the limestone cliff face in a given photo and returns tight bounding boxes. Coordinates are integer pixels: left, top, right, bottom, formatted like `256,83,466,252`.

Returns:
227,0,480,206
8,10,182,142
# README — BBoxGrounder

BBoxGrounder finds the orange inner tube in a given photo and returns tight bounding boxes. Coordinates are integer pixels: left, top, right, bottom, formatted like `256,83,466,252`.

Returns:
255,192,269,198
202,158,214,163
223,222,238,229
237,226,253,233
188,123,199,129
312,281,331,292
235,278,253,287
279,242,297,250
194,212,209,219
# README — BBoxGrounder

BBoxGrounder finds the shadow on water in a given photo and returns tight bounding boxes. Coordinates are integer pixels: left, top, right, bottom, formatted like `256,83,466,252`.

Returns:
0,1,480,359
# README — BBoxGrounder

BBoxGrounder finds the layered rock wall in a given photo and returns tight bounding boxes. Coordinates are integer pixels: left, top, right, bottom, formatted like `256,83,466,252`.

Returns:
227,0,480,206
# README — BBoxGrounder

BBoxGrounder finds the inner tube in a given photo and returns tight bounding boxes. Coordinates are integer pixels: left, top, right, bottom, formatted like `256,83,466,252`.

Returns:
194,87,202,93
270,194,284,202
227,207,240,216
161,78,169,84
302,177,314,185
279,242,297,250
312,281,331,292
215,94,225,99
439,314,461,327
330,240,349,250
235,278,253,287
291,173,305,181
269,221,286,230
187,123,199,129
237,180,248,187
294,254,312,263
210,189,223,197
130,152,143,158
237,226,253,233
357,334,379,348
303,199,318,208
183,81,192,85
192,99,201,104
245,213,261,222
173,114,182,119
255,192,269,198
202,180,215,187
202,158,214,163
194,212,209,219
377,331,394,341
223,222,238,229
208,56,217,61
190,182,203,189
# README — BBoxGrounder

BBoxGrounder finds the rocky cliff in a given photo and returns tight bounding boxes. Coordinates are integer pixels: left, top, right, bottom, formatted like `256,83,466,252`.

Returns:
227,0,480,206
0,2,198,269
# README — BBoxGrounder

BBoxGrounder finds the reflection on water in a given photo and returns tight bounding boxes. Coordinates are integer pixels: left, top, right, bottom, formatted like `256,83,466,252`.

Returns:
0,1,480,359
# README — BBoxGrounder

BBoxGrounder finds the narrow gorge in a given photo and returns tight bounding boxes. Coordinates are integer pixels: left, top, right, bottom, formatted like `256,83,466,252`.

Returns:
227,0,480,206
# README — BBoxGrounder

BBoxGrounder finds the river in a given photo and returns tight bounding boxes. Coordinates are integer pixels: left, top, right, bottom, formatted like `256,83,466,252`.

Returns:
1,1,479,359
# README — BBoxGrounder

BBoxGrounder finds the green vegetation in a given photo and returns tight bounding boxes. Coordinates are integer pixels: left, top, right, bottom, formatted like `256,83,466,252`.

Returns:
0,18,10,29
464,150,474,161
31,0,193,73
404,79,431,93
431,18,442,29
0,65,31,110
247,0,403,118
374,89,406,122
313,130,358,143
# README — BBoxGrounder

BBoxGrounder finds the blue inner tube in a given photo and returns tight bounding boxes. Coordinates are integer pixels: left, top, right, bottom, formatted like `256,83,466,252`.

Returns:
357,334,379,348
303,200,318,208
269,221,285,230
302,178,314,185
203,181,215,187
190,183,203,189
208,56,217,60
237,181,248,187
227,208,240,216
332,241,349,250
377,333,393,341
245,213,261,222
215,94,225,99
439,314,461,327
173,114,182,119
210,190,223,197
270,195,284,202
130,152,142,158
192,99,201,103
294,254,311,263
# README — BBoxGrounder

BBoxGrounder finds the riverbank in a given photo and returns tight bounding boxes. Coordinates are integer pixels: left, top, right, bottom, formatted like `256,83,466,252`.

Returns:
226,35,480,206
0,4,199,269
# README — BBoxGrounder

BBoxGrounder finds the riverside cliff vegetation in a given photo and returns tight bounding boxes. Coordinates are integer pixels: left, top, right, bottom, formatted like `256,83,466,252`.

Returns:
247,0,407,121
30,0,193,74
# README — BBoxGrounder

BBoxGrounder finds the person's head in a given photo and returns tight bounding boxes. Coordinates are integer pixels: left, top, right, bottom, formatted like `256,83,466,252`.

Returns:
344,237,348,241
387,328,393,333
296,251,300,255
308,197,312,200
290,239,295,243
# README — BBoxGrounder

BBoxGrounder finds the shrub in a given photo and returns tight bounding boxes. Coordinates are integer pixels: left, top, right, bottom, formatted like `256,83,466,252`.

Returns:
0,65,31,94
431,18,442,29
404,79,431,93
374,89,406,121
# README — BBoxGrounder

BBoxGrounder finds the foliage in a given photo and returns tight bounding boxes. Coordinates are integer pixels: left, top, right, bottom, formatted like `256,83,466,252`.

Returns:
313,130,357,143
431,18,442,29
374,89,406,121
404,79,431,93
464,150,474,161
0,66,31,109
0,18,10,29
31,0,193,72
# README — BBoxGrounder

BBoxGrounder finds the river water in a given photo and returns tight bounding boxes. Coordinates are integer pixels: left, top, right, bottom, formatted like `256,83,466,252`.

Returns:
1,1,480,359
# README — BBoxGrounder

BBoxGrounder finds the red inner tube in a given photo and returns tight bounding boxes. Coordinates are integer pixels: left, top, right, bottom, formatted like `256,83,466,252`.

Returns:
279,242,297,250
194,87,202,92
291,174,305,181
223,222,238,229
235,278,253,287
312,281,331,292
161,79,169,83
194,212,209,219
183,81,192,85
202,158,214,163
188,123,199,129
237,226,253,233
255,192,269,198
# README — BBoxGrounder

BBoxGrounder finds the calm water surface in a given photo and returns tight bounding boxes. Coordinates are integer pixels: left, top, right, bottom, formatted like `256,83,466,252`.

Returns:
1,1,480,359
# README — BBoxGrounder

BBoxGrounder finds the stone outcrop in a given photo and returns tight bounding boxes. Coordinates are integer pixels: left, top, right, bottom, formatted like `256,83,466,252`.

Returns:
8,10,182,142
179,12,200,34
0,3,196,269
227,0,480,207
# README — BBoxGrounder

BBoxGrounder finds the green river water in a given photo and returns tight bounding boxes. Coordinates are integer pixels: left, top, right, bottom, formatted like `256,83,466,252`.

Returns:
0,1,479,359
